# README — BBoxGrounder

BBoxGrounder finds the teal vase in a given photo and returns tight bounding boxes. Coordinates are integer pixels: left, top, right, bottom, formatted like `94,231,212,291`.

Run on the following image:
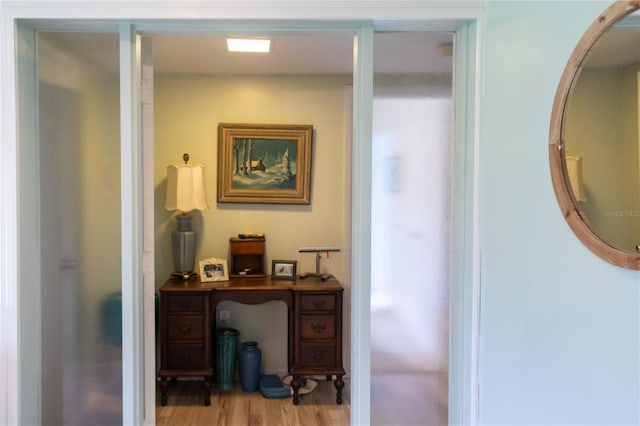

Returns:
216,328,239,391
239,341,261,392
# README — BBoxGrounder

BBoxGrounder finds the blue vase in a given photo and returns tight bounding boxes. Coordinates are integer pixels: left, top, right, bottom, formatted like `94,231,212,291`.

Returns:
239,341,261,392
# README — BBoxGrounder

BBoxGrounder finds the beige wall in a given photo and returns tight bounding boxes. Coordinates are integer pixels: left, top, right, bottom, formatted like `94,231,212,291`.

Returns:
154,74,352,373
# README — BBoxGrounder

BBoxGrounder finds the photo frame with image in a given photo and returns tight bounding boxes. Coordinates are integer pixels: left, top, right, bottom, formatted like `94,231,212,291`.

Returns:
199,257,229,282
271,260,297,280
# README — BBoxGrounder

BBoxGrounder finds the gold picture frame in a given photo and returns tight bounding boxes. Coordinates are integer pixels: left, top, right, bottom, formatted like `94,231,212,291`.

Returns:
217,123,313,204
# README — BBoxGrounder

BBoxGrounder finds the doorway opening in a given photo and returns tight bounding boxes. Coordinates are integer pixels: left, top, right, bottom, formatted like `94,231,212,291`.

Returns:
16,20,476,426
36,30,123,425
370,31,454,425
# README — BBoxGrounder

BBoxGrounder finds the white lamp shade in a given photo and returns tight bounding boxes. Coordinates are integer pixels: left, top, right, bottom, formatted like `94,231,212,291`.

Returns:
565,155,587,202
165,163,209,212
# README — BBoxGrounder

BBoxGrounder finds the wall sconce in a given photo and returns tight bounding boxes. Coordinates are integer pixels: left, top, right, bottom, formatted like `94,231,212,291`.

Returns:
565,155,587,202
165,153,208,280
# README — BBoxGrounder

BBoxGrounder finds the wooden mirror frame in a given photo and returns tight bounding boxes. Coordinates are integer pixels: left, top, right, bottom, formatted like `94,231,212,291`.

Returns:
549,0,640,270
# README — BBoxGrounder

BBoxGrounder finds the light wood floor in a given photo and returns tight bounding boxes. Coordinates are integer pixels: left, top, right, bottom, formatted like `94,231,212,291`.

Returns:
156,373,447,426
371,372,448,426
156,378,350,426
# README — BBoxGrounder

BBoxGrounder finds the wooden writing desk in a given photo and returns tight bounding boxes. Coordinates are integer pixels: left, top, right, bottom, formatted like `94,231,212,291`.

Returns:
158,276,345,406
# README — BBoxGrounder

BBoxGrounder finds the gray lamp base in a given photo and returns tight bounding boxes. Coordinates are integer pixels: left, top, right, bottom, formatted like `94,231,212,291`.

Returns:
171,213,198,280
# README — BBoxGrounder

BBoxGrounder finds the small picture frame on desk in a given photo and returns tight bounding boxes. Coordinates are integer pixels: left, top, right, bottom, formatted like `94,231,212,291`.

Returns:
271,260,297,280
199,258,229,282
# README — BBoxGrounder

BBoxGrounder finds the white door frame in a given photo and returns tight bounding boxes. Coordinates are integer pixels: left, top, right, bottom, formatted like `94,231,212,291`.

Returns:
350,20,482,426
119,24,146,425
0,3,483,426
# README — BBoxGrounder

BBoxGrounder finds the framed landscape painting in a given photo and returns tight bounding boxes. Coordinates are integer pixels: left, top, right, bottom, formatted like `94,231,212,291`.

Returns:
217,123,313,204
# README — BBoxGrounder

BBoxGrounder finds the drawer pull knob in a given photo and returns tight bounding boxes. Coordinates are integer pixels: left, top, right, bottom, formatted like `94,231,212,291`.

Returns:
312,351,327,361
178,353,193,362
311,322,327,333
312,298,326,309
178,324,193,335
179,301,191,310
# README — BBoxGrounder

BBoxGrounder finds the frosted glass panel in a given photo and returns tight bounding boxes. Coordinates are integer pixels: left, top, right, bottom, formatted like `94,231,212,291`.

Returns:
370,32,453,426
38,32,122,425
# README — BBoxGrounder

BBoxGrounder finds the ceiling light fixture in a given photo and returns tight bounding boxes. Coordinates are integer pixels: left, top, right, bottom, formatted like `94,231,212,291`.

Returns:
226,38,271,53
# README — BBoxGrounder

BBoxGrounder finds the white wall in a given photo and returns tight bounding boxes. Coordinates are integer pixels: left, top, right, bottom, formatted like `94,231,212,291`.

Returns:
154,74,352,374
481,1,640,424
371,94,452,373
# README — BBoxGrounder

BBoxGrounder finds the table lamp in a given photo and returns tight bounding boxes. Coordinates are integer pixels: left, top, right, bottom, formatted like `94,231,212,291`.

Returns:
165,153,209,280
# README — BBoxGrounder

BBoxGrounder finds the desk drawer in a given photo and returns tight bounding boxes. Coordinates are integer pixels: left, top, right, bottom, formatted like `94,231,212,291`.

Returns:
166,344,206,370
300,294,336,312
167,295,204,313
300,342,336,367
301,314,335,339
230,241,264,254
167,315,204,341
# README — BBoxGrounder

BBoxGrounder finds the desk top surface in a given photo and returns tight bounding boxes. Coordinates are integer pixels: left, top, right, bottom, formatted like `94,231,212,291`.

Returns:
160,276,343,293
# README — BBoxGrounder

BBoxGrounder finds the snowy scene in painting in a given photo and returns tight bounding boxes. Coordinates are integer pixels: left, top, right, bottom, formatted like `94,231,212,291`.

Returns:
231,137,298,189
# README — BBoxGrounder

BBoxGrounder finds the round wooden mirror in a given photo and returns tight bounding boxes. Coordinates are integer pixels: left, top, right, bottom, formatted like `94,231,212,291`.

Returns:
550,1,640,270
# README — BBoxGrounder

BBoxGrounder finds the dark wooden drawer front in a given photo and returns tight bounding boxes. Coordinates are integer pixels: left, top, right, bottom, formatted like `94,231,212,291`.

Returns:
167,295,204,313
167,315,204,341
230,241,264,254
166,345,205,370
300,343,336,367
300,294,336,312
158,277,345,407
301,315,335,339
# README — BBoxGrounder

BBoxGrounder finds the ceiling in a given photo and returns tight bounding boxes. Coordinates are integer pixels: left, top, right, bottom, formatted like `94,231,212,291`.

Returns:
41,31,455,75
151,32,454,75
584,29,640,68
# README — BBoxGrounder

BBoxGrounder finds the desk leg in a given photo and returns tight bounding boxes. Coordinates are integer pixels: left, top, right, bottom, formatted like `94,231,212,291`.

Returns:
334,375,344,405
159,377,169,406
203,379,211,406
291,375,302,405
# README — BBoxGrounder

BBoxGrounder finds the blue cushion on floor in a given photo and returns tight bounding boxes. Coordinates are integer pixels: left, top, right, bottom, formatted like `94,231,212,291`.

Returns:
259,375,291,399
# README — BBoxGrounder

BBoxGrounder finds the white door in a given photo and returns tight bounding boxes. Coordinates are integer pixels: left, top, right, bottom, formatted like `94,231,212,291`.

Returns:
37,30,124,425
